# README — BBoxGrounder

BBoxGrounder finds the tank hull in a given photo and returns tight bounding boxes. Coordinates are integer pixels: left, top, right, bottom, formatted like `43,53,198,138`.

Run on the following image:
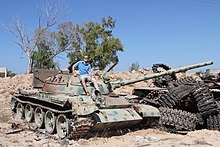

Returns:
10,91,160,139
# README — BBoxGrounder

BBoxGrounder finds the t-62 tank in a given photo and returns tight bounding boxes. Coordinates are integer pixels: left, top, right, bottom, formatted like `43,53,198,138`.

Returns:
10,61,213,139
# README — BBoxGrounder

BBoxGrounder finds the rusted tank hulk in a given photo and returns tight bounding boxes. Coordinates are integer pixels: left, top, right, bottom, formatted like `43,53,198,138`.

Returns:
10,61,213,139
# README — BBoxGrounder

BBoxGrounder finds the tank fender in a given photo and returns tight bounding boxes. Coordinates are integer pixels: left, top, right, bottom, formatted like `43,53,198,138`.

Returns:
133,104,160,117
93,108,142,123
92,108,143,130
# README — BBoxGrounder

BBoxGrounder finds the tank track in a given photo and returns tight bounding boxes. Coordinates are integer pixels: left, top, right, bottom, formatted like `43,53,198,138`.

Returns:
11,96,95,140
167,80,198,112
149,77,199,110
158,94,176,108
168,76,198,89
192,81,219,119
141,90,167,107
159,107,198,131
68,117,94,139
158,76,219,130
152,63,176,88
152,64,171,73
167,77,198,107
207,114,220,131
206,100,220,131
154,76,175,88
142,91,177,109
162,77,219,119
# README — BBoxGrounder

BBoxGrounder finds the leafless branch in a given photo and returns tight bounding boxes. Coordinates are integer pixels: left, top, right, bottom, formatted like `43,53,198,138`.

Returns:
39,0,69,30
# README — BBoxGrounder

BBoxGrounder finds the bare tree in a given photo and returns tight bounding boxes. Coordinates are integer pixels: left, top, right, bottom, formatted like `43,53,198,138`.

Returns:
2,0,69,73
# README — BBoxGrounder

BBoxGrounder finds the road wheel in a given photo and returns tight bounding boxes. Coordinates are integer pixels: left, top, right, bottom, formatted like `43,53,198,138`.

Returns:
56,114,70,139
45,110,56,134
16,103,24,119
34,107,45,128
25,104,34,122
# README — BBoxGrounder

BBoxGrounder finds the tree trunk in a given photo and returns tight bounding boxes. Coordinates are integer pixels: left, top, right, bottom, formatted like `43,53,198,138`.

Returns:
27,56,32,74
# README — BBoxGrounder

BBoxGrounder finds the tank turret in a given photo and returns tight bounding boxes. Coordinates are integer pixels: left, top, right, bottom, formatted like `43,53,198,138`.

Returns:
32,61,213,96
35,61,213,95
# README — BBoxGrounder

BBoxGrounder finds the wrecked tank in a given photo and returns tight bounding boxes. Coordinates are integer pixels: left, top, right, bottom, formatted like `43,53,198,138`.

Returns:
198,69,220,99
10,61,213,139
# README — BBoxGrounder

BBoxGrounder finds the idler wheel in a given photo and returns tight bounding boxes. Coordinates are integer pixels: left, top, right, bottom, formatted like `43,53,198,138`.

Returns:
24,104,34,122
45,110,57,134
10,97,17,112
34,107,45,128
16,103,24,119
56,114,70,139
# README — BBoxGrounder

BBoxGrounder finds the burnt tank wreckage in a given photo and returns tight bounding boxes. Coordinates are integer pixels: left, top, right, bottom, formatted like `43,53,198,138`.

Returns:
137,63,219,132
10,61,213,139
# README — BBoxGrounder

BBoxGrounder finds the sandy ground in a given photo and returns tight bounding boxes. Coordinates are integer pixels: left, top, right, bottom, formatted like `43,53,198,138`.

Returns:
0,70,220,147
2,122,220,147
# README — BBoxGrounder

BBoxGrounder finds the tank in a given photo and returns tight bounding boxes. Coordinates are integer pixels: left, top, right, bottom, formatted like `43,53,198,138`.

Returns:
199,69,220,81
198,69,220,98
10,61,213,139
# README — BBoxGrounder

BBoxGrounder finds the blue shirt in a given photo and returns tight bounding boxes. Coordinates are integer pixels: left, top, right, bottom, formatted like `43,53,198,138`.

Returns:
73,61,91,76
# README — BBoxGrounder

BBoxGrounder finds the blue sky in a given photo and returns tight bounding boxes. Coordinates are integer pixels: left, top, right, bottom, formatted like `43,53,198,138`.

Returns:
0,0,220,73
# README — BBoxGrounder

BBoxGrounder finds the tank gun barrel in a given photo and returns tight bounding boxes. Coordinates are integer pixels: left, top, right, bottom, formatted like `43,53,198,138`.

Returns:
111,61,213,90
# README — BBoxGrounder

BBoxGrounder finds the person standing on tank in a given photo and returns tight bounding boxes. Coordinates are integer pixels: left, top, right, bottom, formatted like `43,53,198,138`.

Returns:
72,55,99,95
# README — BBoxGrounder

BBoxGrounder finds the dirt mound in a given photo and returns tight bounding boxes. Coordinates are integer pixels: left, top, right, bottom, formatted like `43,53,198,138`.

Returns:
0,74,33,122
108,68,155,94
